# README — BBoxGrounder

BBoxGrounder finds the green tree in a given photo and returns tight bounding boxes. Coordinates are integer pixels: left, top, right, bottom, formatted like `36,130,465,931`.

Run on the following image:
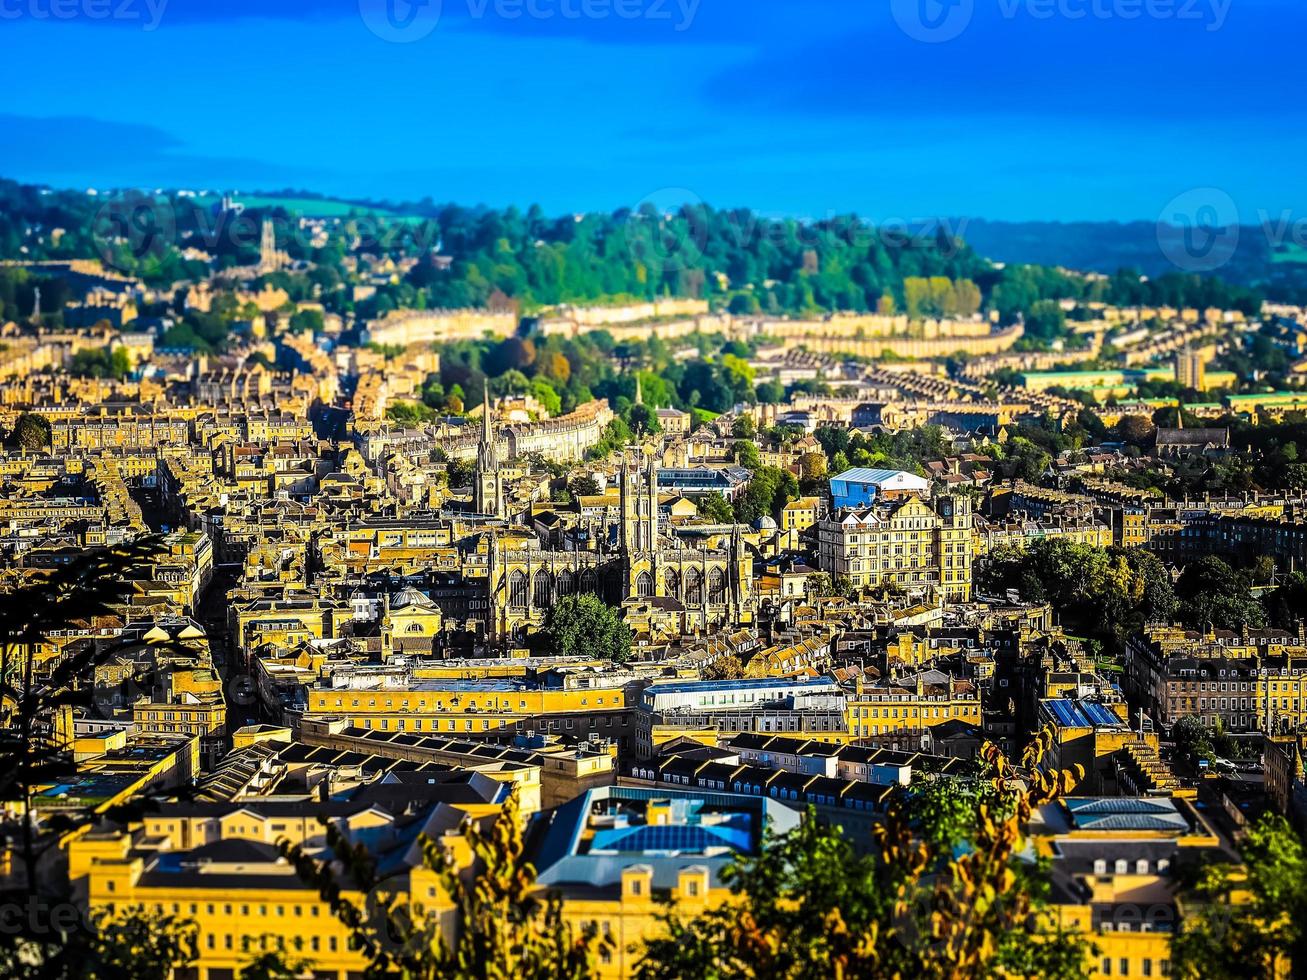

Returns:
1171,716,1217,767
702,654,745,680
541,594,633,663
734,440,762,470
447,457,476,489
1173,814,1307,979
288,308,325,334
530,377,562,417
84,909,199,980
69,347,127,380
8,412,51,450
1005,436,1052,482
586,418,632,461
734,466,798,526
238,946,315,980
569,475,601,498
637,731,1090,980
1266,572,1307,629
627,403,661,436
696,492,735,524
283,786,605,980
110,346,131,378
1175,556,1266,630
0,543,198,980
731,415,757,439
978,540,1176,650
1024,299,1068,341
386,401,437,425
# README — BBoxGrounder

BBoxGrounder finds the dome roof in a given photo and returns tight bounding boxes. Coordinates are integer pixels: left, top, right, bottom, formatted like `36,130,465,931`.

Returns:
754,516,778,530
391,587,433,610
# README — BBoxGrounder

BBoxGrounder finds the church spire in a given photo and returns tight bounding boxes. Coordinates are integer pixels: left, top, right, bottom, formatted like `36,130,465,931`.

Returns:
475,380,503,518
635,372,643,407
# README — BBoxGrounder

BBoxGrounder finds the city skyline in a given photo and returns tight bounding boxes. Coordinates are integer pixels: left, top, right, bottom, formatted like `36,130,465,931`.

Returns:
2,3,1307,978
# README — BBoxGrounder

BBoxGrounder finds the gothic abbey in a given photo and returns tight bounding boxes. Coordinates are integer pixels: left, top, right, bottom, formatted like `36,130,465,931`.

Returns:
474,388,755,643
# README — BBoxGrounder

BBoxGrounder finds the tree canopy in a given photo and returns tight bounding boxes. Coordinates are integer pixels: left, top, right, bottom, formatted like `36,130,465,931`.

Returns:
1173,814,1307,979
978,540,1176,648
540,594,633,663
637,730,1090,980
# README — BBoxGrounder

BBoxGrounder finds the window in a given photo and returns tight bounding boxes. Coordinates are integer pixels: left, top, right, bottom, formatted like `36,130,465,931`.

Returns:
509,571,528,609
636,571,654,598
709,568,727,604
685,568,703,606
533,571,553,608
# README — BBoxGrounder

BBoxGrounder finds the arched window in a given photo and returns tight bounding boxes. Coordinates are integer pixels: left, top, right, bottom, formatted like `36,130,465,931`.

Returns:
580,569,598,595
684,568,703,606
665,569,680,600
709,568,727,605
509,571,528,610
533,571,553,608
406,623,423,633
636,571,654,598
557,569,575,597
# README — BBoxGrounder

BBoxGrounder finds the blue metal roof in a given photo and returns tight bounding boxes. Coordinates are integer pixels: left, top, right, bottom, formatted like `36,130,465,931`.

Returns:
1044,699,1124,729
591,822,752,855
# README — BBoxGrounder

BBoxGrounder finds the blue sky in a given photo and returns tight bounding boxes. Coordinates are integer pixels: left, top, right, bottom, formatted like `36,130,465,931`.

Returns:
0,0,1301,220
